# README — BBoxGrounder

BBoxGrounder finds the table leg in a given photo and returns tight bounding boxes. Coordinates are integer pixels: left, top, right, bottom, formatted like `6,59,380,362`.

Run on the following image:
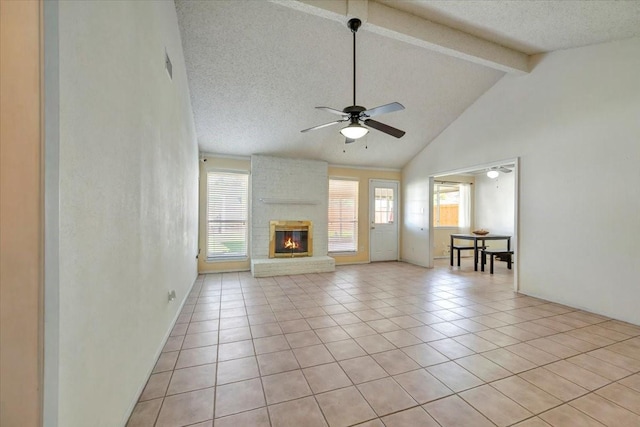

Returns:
450,236,454,266
474,239,478,271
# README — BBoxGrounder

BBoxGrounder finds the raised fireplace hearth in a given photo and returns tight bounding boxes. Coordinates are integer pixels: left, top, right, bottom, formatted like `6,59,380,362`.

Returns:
269,220,313,258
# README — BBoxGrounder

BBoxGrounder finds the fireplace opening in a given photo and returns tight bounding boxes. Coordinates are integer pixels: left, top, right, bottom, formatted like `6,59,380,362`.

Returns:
269,221,313,258
275,230,308,254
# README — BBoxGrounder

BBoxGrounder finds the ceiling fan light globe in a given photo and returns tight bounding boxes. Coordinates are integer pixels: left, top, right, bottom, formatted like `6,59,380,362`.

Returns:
487,170,500,179
340,123,368,139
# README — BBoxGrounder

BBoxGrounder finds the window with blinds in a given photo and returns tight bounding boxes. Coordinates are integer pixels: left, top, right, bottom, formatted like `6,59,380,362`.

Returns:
206,171,249,259
328,178,359,253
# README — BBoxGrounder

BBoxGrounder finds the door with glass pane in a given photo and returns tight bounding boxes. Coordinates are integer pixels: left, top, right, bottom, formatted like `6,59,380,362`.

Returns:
369,180,399,262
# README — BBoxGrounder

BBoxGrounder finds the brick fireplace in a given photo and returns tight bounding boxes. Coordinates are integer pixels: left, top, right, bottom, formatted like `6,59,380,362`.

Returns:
250,155,334,277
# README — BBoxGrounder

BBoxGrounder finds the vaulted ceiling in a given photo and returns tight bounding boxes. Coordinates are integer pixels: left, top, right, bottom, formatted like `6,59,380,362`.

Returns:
175,0,640,169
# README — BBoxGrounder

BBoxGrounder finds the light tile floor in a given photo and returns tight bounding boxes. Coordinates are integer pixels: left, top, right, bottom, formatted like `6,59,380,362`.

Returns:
127,258,640,427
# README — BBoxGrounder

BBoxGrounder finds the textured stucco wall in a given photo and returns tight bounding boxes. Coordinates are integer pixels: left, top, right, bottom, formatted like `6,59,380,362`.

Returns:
57,1,199,425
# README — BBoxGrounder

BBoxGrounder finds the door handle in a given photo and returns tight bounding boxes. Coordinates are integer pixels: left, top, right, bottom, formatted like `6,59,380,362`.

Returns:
371,226,375,229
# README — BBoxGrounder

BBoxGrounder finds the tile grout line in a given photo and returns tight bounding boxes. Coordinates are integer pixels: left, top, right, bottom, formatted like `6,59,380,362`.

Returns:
131,263,640,427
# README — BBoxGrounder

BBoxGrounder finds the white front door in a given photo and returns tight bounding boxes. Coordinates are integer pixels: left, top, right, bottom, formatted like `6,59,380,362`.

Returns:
369,180,399,262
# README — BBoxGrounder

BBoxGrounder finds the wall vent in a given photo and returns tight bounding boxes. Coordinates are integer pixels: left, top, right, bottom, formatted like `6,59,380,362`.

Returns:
165,50,172,80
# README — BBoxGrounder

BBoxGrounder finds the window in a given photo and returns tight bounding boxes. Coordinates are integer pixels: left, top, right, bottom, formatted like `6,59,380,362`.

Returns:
328,178,358,252
374,187,395,224
206,170,249,259
433,183,460,227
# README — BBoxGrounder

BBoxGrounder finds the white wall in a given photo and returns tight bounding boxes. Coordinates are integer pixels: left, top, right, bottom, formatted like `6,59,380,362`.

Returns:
251,155,329,258
475,172,514,240
403,37,640,324
57,1,199,426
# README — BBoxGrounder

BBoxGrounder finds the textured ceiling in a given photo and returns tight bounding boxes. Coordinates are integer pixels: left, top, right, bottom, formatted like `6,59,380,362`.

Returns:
378,0,640,55
175,0,640,169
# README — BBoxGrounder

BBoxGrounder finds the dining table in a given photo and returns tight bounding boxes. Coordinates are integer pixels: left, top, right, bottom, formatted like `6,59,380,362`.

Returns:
450,233,511,271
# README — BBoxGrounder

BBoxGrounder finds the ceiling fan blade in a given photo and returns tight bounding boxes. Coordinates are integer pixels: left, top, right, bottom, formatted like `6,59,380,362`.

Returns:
364,119,405,138
316,107,348,117
301,120,345,133
363,102,404,118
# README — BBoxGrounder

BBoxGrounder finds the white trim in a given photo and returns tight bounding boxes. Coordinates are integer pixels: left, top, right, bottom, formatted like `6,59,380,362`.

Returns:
427,176,434,268
332,260,370,266
432,158,517,178
512,157,520,292
199,267,251,274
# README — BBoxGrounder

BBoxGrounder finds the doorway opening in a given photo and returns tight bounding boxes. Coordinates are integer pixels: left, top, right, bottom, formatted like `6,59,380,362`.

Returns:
429,159,519,291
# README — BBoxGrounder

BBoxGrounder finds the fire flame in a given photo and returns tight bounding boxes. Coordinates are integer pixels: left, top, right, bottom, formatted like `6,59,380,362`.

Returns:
284,237,299,250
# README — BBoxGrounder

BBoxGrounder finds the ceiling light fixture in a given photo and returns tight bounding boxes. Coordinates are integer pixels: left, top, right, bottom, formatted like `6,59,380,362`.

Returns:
487,170,500,179
340,120,369,139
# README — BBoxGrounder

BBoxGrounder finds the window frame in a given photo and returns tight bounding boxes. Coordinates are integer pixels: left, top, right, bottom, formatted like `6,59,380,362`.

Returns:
433,183,460,229
328,177,359,254
205,169,250,261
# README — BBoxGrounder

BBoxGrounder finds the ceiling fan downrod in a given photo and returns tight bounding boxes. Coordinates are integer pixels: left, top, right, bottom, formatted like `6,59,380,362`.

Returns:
348,18,361,107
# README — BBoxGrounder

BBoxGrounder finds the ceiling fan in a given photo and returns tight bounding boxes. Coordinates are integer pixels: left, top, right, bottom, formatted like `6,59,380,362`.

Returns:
489,166,513,173
301,18,406,144
486,165,513,178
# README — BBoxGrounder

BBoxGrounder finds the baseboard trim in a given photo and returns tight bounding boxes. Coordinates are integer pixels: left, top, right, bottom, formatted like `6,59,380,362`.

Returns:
334,260,370,266
198,267,251,274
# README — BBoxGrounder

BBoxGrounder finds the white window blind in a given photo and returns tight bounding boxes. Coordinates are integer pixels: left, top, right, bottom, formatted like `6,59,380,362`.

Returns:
328,179,358,252
206,171,249,259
